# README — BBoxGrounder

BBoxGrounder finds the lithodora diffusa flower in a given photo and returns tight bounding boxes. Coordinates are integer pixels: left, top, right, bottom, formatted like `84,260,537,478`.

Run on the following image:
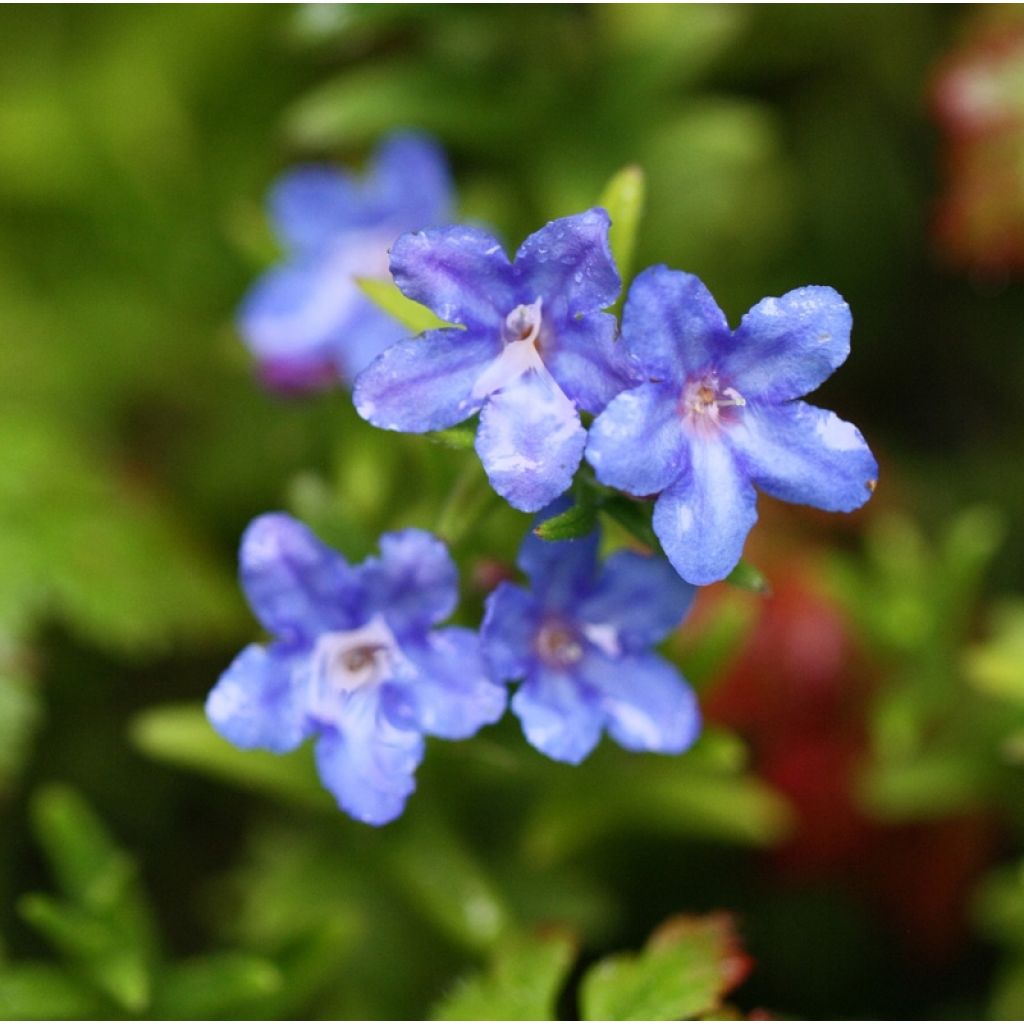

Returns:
206,514,504,825
586,266,879,586
239,132,453,392
481,511,700,764
353,209,636,512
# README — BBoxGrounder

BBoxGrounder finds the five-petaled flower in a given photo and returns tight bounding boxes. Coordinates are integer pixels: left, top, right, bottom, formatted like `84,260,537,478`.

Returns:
480,508,701,764
206,513,505,825
239,132,453,392
585,266,879,585
353,209,636,512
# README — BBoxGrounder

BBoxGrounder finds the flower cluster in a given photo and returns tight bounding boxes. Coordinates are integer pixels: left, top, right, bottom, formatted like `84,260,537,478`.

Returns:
213,132,880,825
353,201,877,584
208,510,698,823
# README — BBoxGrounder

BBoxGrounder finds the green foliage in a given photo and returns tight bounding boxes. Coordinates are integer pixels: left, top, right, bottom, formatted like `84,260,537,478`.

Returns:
580,914,748,1021
829,508,1024,824
357,276,449,333
130,704,332,811
433,929,576,1020
598,165,646,297
533,501,598,542
435,914,752,1021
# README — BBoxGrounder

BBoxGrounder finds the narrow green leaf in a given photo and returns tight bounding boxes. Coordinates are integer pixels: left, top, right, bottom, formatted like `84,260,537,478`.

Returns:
30,785,133,910
356,277,447,333
130,704,333,811
389,808,510,954
598,165,645,293
965,600,1024,704
523,741,791,865
152,952,282,1019
0,661,39,793
858,750,994,821
18,895,150,1013
433,929,577,1021
533,503,597,542
0,963,107,1019
599,496,659,551
725,560,770,594
426,423,478,450
580,914,750,1021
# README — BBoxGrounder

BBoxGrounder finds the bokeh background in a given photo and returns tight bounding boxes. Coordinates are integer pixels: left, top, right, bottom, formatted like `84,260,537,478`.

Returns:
3,5,1024,1019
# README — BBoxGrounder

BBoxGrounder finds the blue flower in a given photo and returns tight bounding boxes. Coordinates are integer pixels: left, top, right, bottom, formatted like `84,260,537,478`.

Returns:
585,266,879,585
239,132,453,392
480,514,700,764
206,513,505,825
353,209,636,512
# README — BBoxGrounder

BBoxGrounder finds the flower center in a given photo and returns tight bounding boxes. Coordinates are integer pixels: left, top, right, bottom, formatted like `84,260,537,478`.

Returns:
681,373,746,433
503,297,544,347
536,618,584,668
471,297,548,399
312,616,406,696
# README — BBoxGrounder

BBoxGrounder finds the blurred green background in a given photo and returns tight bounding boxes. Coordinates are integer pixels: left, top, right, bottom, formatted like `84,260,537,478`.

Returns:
3,5,1024,1019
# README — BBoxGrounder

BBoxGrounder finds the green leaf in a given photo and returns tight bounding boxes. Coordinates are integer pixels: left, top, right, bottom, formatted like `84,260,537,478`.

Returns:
27,786,155,1013
130,703,333,811
580,914,750,1021
599,496,659,551
0,963,107,1019
18,896,149,1013
523,738,791,865
152,952,282,1019
357,277,448,333
724,560,770,594
433,929,577,1021
426,423,478,451
965,600,1024,705
858,749,995,821
598,165,646,293
0,655,39,794
533,502,597,542
31,785,135,910
389,808,510,953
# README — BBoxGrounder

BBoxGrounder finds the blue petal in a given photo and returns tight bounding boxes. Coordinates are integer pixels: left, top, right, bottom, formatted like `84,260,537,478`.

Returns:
268,165,361,253
353,327,496,432
390,226,515,328
652,439,758,585
579,650,701,754
481,582,544,680
578,550,696,651
239,228,400,390
620,266,730,384
240,513,363,643
545,311,637,414
729,400,879,512
367,131,453,228
514,208,620,319
315,693,425,825
475,368,586,513
586,381,686,496
726,286,852,402
362,529,459,637
511,667,603,765
332,301,408,380
383,627,506,739
206,643,312,754
238,259,352,389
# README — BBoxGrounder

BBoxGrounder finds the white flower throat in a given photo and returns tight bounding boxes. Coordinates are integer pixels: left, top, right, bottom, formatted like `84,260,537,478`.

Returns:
471,297,547,399
311,616,408,698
